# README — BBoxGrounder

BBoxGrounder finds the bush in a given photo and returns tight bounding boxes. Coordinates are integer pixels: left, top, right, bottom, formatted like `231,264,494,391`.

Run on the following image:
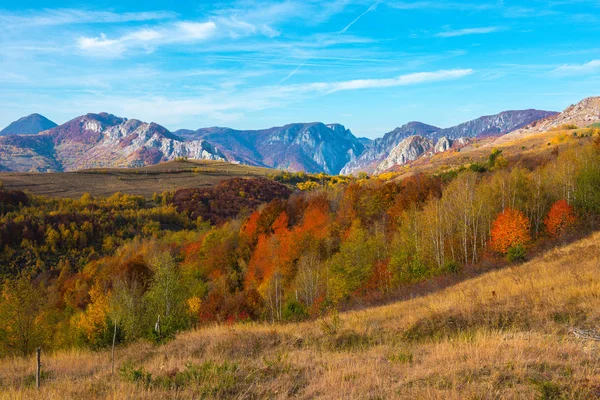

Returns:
282,300,308,322
506,244,526,263
444,260,461,274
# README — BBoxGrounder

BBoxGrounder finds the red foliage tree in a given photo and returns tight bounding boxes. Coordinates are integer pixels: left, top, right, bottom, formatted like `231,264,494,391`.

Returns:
489,208,531,254
544,200,576,237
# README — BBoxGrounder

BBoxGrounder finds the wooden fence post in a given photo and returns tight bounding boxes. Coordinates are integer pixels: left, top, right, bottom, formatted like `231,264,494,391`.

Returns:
36,347,41,390
112,322,117,376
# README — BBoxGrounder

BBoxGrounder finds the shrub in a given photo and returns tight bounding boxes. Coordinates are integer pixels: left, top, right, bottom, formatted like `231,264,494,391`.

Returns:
282,300,308,322
506,244,526,263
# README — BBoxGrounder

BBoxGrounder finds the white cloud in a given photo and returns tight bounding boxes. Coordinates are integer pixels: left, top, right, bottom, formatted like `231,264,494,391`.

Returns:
77,21,217,56
552,60,600,75
44,68,473,126
435,26,500,37
300,68,473,93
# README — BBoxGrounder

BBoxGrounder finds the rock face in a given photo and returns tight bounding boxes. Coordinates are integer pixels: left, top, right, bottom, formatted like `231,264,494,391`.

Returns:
183,122,364,174
375,135,434,173
341,110,555,175
0,114,57,136
434,136,452,153
513,97,600,134
340,122,439,175
0,113,225,172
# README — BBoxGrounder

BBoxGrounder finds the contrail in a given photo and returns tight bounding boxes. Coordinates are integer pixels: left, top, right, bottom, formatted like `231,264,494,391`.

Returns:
339,1,380,35
279,1,380,85
279,60,307,84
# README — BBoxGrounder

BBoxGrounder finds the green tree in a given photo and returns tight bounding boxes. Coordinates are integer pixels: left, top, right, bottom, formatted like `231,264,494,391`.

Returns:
144,253,189,340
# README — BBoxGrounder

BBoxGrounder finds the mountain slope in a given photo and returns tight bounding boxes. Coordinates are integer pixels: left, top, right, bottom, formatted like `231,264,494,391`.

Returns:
342,110,555,174
433,109,558,140
185,122,365,174
511,96,600,135
0,113,57,136
341,122,439,175
0,113,225,172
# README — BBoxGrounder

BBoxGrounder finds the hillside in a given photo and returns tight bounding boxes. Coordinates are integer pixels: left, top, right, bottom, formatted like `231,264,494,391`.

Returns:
2,231,599,399
513,97,600,135
0,114,57,136
0,159,273,198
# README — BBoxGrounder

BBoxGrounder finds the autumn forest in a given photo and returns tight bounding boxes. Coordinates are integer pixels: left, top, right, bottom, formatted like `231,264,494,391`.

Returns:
1,136,599,360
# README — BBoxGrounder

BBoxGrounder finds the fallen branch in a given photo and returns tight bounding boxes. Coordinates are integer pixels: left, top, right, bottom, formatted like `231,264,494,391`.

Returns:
569,328,600,341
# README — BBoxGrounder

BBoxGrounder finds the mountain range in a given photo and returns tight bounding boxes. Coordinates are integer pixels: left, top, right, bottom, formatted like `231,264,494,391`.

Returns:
2,100,597,174
0,113,224,172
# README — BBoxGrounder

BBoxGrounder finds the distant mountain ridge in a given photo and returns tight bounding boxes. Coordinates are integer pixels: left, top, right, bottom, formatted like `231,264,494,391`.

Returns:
432,109,558,140
0,106,560,174
180,122,365,174
511,97,600,134
0,114,57,136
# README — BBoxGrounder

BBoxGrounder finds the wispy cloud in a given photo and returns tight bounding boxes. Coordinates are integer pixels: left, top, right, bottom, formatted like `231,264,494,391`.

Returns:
77,21,217,56
552,60,600,75
0,9,176,28
301,68,473,93
435,26,500,37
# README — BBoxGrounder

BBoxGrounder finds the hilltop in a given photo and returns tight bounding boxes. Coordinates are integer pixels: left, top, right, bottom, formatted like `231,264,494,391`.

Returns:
0,114,57,136
2,231,599,399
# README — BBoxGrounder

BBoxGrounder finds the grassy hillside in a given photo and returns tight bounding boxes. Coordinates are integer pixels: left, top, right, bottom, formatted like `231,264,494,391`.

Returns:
2,232,599,399
392,126,598,179
0,159,273,198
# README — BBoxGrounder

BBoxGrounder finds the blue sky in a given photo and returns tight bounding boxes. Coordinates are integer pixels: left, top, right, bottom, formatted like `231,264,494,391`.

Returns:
1,1,600,138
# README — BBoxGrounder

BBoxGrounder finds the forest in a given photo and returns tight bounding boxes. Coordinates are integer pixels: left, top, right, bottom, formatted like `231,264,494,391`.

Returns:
0,136,599,358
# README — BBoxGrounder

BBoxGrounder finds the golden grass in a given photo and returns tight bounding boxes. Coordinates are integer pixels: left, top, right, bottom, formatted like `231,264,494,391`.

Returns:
2,233,600,399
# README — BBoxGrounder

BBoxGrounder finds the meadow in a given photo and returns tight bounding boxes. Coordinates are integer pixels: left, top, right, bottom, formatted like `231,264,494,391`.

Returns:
1,230,598,399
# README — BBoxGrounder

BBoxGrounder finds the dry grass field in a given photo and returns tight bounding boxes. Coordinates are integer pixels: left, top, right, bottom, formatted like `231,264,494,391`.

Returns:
2,231,599,399
0,160,273,198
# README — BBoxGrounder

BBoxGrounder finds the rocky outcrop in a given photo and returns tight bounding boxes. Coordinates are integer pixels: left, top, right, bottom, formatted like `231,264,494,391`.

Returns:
374,135,434,173
340,122,439,175
434,136,452,153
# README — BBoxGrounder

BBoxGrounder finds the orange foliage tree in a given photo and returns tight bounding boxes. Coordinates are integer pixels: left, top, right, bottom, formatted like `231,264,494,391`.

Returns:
544,200,576,237
489,208,531,254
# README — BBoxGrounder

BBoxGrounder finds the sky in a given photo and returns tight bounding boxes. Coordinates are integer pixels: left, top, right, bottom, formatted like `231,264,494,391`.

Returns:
1,1,600,139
